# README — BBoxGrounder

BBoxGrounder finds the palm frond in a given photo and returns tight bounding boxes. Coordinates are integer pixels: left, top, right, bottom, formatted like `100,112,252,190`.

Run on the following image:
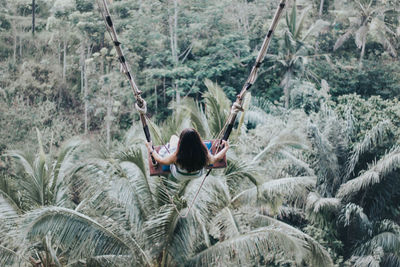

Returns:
175,98,211,139
224,158,258,188
144,204,180,255
22,207,151,266
5,149,49,206
302,19,330,41
380,253,400,267
306,192,341,226
253,127,308,162
295,6,312,39
0,245,27,267
203,79,231,137
308,123,342,196
355,25,368,49
345,120,392,179
86,255,136,266
232,176,316,210
116,146,147,179
209,207,240,241
353,220,400,256
350,255,381,267
50,138,84,194
279,149,315,176
0,189,20,220
334,29,354,50
337,147,400,199
355,232,400,256
245,212,334,267
187,227,308,266
108,161,155,225
338,203,371,228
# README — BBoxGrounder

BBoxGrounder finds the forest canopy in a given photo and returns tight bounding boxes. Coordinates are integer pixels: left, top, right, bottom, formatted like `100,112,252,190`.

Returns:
0,0,400,266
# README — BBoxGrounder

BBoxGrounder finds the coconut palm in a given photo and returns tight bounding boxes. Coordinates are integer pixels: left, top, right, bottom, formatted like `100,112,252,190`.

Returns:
3,129,83,210
268,1,329,108
0,80,339,266
305,105,400,263
333,0,398,67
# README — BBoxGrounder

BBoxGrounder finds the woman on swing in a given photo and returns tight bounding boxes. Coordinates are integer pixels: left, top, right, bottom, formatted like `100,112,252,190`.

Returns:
146,128,229,180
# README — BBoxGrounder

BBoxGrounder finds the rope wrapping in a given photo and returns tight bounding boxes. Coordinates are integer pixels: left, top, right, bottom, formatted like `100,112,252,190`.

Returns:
135,101,147,115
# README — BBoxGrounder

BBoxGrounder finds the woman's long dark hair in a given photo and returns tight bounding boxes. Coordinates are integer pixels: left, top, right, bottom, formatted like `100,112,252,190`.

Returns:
176,128,209,172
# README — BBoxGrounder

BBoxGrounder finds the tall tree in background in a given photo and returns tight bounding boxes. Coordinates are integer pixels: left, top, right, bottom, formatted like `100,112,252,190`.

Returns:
31,0,35,35
333,0,398,67
170,0,180,103
269,2,327,108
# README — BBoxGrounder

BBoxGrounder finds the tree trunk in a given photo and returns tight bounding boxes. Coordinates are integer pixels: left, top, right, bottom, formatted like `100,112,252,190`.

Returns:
84,43,90,135
284,82,290,109
80,43,84,94
359,38,366,69
63,38,67,82
32,0,35,35
154,84,158,114
58,42,61,65
12,23,16,63
19,32,22,57
163,77,166,105
106,86,112,150
169,0,180,103
319,0,324,17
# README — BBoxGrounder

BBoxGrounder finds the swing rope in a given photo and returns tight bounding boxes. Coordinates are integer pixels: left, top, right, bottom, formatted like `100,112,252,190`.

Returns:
97,0,287,219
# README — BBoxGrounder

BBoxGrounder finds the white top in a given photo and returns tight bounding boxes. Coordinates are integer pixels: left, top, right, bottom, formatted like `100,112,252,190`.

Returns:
158,142,205,181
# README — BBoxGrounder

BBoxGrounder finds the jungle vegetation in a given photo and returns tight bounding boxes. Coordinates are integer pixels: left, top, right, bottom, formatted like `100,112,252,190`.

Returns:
0,0,400,266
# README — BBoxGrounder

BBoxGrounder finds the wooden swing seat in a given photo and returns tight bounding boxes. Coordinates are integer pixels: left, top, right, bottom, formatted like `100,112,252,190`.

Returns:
149,140,227,176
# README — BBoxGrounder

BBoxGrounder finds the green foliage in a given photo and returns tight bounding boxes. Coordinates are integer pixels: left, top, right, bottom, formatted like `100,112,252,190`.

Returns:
0,0,400,265
333,94,400,143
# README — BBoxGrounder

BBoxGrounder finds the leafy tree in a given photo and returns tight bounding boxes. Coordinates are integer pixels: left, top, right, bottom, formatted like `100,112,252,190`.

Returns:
268,1,329,108
333,0,398,67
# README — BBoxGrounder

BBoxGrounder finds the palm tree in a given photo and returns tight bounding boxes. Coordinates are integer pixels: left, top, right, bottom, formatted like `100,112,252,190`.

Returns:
0,81,337,266
268,2,329,108
333,0,398,67
3,129,83,210
305,105,400,263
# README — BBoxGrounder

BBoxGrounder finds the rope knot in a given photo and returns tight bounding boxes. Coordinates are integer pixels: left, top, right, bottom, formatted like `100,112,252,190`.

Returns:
135,100,147,115
231,102,244,115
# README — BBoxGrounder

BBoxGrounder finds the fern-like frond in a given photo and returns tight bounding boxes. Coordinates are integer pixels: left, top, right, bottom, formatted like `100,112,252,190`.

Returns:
338,203,371,228
209,207,240,241
245,212,334,267
50,138,84,193
334,28,355,50
345,120,392,179
21,207,151,266
306,192,341,226
0,189,20,220
224,158,258,188
175,98,211,139
253,128,309,162
337,147,400,199
144,204,180,255
187,227,308,266
380,253,400,267
116,146,147,180
0,244,27,267
203,79,231,137
5,149,49,206
232,176,316,210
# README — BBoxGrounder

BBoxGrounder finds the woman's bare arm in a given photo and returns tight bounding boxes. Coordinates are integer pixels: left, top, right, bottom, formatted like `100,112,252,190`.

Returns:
146,142,177,165
208,140,229,165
